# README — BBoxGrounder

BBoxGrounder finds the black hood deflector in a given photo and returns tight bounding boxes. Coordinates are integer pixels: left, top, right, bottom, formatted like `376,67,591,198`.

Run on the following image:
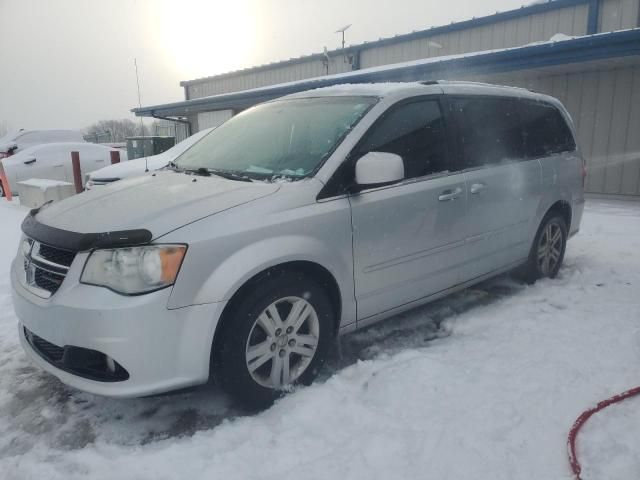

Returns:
22,213,152,252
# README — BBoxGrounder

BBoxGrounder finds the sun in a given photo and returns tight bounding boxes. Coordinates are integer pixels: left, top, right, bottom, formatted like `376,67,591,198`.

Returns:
154,0,257,80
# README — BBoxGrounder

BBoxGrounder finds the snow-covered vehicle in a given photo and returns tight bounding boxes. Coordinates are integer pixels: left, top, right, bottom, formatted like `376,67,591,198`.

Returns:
0,129,85,158
11,82,585,408
85,127,214,190
0,142,127,196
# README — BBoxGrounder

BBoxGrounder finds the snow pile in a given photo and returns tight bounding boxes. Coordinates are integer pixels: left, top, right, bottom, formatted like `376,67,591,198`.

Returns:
0,199,638,479
17,178,73,191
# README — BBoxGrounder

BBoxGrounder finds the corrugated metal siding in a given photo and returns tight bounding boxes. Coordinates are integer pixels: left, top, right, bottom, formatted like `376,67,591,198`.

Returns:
543,68,640,196
196,110,233,130
187,56,352,99
186,3,595,100
599,0,640,31
352,5,589,69
181,0,640,101
468,66,640,196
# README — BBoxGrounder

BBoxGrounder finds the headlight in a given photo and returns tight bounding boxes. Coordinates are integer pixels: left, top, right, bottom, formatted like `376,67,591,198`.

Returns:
81,245,187,295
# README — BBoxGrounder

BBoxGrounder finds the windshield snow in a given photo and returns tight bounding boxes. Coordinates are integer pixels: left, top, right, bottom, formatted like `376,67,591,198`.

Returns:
174,96,376,180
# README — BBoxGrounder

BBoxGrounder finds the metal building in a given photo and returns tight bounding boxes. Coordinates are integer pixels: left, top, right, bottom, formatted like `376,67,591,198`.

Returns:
134,0,640,197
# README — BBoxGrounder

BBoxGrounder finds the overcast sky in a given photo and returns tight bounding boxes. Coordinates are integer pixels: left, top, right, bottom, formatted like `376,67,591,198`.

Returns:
0,0,527,131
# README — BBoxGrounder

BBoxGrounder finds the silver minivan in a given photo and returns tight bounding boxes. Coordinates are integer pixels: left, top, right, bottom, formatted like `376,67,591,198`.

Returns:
11,82,585,407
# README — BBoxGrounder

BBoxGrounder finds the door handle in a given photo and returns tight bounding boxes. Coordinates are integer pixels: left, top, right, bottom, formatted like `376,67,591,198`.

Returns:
470,182,487,194
438,187,463,201
23,159,36,165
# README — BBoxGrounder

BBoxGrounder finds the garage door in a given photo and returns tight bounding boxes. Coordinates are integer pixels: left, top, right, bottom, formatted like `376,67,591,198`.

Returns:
197,110,233,130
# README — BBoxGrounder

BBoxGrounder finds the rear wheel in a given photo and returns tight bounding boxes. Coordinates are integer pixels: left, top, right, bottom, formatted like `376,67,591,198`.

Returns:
520,213,568,283
214,270,333,409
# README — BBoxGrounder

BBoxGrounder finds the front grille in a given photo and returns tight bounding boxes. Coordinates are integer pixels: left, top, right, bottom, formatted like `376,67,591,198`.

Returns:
91,178,119,185
21,239,77,297
37,243,75,267
25,329,64,362
34,268,65,293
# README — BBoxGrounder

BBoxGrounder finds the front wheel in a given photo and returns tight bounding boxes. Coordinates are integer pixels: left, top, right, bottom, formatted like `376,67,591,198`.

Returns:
214,270,334,409
520,213,568,283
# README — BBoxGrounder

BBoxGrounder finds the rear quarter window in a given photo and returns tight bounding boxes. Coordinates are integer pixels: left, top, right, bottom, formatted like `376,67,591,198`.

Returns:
517,100,576,157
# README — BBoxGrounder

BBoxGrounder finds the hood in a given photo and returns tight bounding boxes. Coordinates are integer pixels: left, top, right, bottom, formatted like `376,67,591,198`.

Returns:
89,155,168,180
34,171,280,238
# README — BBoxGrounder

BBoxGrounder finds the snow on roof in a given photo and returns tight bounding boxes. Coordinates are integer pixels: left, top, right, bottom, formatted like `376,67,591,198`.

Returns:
20,142,117,154
282,80,543,101
281,82,435,99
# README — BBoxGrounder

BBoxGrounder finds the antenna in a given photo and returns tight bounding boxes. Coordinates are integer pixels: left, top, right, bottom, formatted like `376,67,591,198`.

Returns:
335,24,351,50
134,58,149,173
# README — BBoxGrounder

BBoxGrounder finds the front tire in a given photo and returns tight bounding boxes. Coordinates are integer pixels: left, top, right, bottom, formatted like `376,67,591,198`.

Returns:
214,270,334,409
520,213,568,283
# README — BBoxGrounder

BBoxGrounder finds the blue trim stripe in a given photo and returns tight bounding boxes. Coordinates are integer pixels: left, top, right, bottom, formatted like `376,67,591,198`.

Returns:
134,29,640,118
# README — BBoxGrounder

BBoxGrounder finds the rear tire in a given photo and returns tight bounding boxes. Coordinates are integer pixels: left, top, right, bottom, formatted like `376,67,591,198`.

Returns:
519,213,568,284
214,270,334,409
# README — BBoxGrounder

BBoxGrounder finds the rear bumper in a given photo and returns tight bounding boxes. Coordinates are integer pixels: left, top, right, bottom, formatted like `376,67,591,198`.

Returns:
11,257,226,397
570,197,586,238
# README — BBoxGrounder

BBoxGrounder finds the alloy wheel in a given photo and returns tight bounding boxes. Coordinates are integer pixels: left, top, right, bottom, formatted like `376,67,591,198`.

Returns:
537,221,563,276
245,296,320,389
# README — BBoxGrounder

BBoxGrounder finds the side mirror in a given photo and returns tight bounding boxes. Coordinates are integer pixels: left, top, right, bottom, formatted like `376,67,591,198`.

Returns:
354,151,404,187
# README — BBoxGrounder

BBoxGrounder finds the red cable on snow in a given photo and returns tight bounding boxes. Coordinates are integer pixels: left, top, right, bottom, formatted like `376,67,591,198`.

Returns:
567,385,640,479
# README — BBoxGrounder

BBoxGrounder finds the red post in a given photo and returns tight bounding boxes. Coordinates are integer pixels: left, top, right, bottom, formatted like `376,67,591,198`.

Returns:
110,150,121,165
71,151,83,193
0,162,12,201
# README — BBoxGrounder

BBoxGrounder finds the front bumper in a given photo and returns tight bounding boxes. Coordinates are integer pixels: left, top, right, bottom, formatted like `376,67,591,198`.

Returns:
11,256,227,397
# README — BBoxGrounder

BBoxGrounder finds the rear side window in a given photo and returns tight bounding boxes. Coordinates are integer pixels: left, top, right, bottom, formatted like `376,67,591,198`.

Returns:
356,99,448,179
517,101,576,157
451,97,525,169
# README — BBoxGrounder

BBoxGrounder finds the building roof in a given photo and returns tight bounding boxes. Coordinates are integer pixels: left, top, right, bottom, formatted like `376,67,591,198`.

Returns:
179,0,596,87
133,28,640,118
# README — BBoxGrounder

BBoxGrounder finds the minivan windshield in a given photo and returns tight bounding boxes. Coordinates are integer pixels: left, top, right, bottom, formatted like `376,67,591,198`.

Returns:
174,96,377,181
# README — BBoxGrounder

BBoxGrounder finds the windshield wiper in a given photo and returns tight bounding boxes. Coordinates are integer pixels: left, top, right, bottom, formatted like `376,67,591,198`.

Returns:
166,161,183,172
206,169,253,182
169,163,253,182
185,167,212,177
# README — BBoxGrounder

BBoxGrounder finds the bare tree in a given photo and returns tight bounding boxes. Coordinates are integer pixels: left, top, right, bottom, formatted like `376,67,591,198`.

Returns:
85,119,147,142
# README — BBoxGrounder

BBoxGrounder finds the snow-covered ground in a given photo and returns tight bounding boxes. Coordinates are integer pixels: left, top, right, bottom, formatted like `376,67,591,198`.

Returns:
0,198,638,480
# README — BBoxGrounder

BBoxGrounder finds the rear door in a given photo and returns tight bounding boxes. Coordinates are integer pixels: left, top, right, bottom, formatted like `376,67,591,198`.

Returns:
349,97,468,320
448,96,542,281
14,146,67,183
